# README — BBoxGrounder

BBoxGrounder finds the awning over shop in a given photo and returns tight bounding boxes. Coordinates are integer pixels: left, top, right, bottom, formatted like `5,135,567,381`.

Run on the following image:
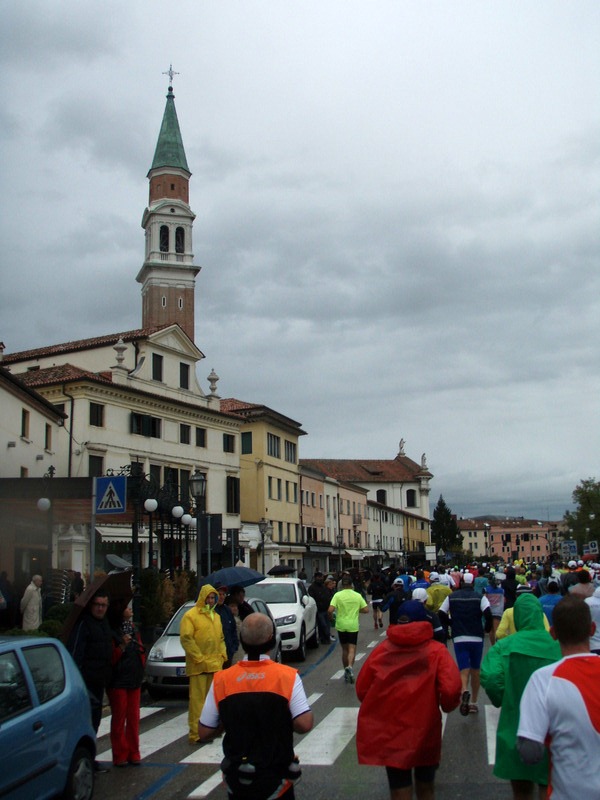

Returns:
345,549,364,560
96,526,148,542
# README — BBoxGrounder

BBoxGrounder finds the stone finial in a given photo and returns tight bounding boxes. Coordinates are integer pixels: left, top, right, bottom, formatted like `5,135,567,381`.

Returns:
207,367,219,395
113,338,127,365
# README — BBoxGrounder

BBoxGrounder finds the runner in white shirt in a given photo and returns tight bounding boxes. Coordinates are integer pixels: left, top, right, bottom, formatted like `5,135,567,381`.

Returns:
517,595,600,800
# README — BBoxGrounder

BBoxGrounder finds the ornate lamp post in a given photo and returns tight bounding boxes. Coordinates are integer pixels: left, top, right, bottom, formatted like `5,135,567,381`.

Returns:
189,469,207,581
37,496,53,578
144,498,158,569
258,518,269,575
181,512,193,571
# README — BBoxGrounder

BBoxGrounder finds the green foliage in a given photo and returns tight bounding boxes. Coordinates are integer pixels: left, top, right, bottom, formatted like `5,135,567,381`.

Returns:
1,625,60,639
39,619,63,638
45,602,73,623
563,477,600,551
430,495,463,556
139,569,179,628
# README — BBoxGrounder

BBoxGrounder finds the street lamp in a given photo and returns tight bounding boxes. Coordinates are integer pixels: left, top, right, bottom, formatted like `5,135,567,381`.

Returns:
189,469,207,581
258,518,269,575
171,505,184,572
144,498,158,569
181,512,193,571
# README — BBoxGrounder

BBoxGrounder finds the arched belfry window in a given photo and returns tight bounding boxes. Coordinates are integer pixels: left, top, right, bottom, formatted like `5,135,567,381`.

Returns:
175,227,185,254
376,489,387,505
159,225,169,253
406,489,417,508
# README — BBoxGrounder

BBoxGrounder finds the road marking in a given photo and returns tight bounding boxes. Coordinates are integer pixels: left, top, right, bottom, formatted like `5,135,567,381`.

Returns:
183,738,225,764
354,651,366,662
187,769,223,799
485,704,500,764
97,705,163,739
307,692,323,705
332,669,345,680
96,711,188,761
295,707,359,765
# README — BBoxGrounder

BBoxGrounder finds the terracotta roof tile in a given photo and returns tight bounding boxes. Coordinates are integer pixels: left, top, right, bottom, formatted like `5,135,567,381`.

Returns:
3,326,167,364
15,364,113,388
300,457,430,483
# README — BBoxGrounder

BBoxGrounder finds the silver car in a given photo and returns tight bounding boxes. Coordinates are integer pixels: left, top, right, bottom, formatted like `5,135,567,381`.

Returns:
145,596,282,698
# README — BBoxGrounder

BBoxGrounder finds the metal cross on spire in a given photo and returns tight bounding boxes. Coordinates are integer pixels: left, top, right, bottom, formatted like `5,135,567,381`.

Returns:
162,63,180,87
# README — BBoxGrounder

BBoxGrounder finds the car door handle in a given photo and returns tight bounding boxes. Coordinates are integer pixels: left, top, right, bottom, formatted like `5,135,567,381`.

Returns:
33,720,43,732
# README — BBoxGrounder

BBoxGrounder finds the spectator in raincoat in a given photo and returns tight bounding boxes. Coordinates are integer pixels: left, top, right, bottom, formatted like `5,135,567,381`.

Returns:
480,593,561,799
356,600,461,799
180,583,227,744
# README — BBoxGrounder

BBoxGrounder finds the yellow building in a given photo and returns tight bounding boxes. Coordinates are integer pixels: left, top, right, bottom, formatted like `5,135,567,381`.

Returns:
220,399,306,571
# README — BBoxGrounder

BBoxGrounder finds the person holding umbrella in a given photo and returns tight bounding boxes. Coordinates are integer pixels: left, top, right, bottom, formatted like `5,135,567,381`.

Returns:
67,589,113,771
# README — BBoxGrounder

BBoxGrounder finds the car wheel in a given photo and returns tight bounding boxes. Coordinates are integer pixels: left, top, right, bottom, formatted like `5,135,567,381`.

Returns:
295,627,307,661
63,745,94,800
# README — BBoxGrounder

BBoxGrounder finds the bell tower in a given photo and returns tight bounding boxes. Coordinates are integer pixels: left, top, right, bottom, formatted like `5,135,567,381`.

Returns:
137,73,199,342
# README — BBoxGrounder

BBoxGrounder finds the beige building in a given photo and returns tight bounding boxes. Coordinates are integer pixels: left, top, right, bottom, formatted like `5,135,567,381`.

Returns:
301,441,432,564
220,399,306,573
0,362,67,480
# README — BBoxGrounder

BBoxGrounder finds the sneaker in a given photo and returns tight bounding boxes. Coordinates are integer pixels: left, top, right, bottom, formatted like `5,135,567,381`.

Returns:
94,762,111,773
330,635,336,642
378,619,383,628
459,691,471,716
345,667,354,684
468,703,479,714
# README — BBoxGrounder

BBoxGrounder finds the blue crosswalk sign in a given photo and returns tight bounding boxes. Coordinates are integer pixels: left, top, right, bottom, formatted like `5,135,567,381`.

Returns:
95,476,127,515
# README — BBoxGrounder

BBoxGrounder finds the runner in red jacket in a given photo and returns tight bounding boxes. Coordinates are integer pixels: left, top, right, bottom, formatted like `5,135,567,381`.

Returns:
356,600,461,799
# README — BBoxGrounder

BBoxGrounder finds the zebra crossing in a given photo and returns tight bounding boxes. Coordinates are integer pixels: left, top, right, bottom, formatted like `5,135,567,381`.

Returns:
95,633,501,799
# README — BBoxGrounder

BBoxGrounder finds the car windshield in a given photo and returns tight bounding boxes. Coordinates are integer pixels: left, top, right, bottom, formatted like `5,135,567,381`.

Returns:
250,583,297,604
165,604,194,635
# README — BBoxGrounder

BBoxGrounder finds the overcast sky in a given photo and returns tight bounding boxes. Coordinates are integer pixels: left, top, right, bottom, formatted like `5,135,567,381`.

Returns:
2,2,599,521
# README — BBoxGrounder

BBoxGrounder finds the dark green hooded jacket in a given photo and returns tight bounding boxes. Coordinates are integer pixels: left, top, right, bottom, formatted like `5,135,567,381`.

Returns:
480,593,561,784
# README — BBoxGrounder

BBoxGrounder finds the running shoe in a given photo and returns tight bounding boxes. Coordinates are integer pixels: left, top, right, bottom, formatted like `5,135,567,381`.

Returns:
468,703,479,714
459,691,471,716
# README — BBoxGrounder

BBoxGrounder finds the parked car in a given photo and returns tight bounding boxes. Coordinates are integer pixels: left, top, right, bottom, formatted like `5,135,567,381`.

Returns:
145,596,282,698
0,635,96,800
249,577,318,660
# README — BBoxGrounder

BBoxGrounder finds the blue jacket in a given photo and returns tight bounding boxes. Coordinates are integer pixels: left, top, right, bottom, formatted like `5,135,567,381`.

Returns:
214,603,239,662
441,587,492,639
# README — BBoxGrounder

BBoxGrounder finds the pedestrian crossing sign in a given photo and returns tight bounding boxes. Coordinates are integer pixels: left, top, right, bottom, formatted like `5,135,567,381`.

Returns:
95,476,127,515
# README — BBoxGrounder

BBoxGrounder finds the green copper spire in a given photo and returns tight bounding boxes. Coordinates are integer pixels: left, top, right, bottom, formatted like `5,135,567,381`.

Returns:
150,86,190,173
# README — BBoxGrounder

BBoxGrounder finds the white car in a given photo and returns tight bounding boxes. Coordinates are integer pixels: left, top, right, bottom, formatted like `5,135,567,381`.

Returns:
249,577,319,661
145,597,282,698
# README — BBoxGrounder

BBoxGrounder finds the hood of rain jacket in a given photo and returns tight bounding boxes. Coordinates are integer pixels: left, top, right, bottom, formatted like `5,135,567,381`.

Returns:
355,621,461,770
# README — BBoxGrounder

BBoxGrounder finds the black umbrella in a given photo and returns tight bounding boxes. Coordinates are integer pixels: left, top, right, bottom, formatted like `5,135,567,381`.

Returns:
267,564,296,576
60,571,133,644
202,566,265,590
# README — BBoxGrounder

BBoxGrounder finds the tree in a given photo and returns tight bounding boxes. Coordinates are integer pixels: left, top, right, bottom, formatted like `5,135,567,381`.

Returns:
430,495,463,557
563,478,600,553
